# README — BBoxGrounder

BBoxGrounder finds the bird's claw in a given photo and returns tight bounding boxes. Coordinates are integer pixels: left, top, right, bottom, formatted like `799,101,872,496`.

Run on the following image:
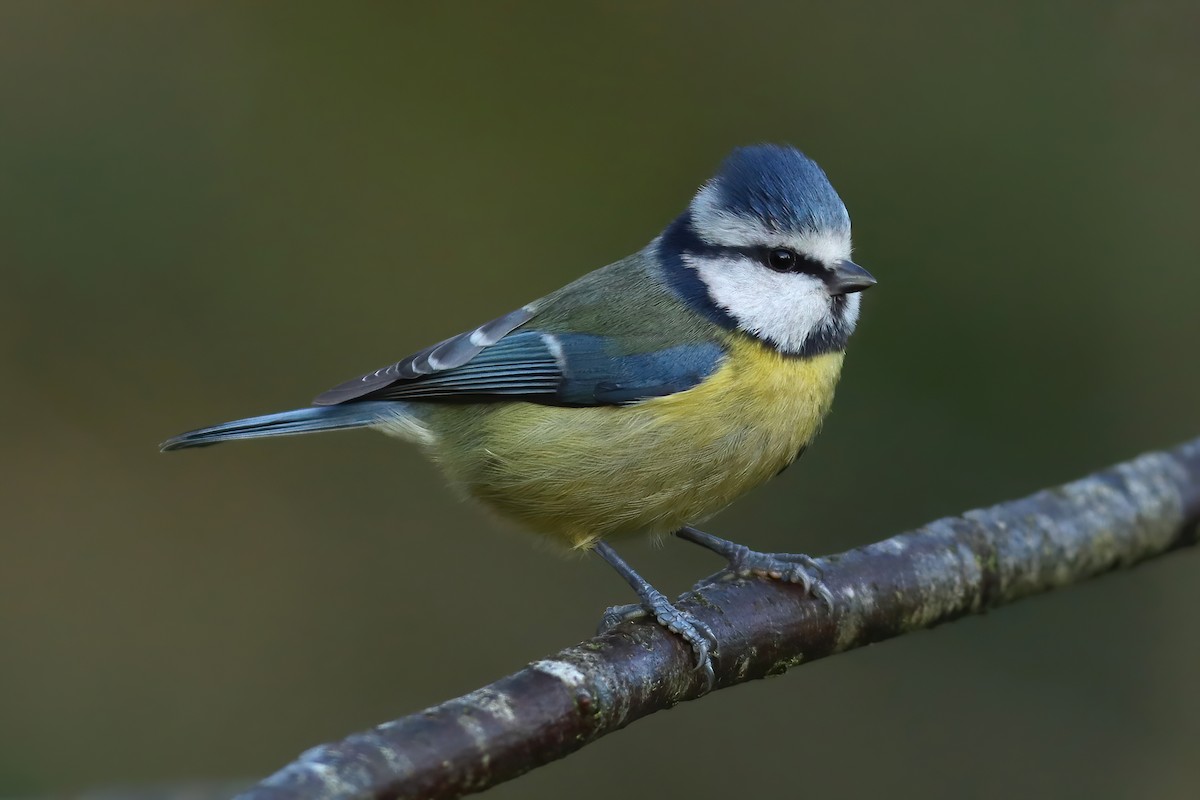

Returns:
676,528,835,611
726,545,835,611
598,596,717,690
598,602,647,632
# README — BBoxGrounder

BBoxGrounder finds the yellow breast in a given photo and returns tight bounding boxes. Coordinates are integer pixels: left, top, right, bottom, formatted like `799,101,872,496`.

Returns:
428,336,845,549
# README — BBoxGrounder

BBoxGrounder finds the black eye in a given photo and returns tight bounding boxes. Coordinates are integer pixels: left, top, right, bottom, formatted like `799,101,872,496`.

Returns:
766,248,798,272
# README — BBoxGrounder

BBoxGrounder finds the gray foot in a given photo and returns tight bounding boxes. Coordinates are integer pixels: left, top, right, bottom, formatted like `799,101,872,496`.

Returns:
593,542,718,689
598,593,717,689
727,548,835,609
677,526,835,610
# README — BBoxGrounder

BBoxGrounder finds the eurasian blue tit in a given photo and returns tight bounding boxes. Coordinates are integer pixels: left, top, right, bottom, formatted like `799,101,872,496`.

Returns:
163,144,876,681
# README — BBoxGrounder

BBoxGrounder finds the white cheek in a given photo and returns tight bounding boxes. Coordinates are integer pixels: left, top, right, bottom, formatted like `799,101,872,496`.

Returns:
686,254,833,353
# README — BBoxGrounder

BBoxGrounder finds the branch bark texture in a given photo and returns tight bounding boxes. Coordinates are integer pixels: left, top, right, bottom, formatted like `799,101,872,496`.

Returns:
239,437,1200,800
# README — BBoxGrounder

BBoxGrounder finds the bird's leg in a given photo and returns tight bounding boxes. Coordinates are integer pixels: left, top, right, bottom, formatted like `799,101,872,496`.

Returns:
676,526,835,610
592,541,717,688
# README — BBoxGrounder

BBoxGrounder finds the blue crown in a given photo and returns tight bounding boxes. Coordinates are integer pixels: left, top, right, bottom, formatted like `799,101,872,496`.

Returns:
710,144,849,234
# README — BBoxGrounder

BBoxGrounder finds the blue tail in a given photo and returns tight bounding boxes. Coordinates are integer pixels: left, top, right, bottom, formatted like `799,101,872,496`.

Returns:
160,401,401,452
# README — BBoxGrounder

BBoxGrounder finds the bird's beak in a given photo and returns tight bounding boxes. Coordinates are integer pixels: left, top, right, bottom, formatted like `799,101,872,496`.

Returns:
827,260,877,295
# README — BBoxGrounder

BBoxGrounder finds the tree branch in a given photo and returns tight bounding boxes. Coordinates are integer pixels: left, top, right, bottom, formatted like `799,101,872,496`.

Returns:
238,437,1200,800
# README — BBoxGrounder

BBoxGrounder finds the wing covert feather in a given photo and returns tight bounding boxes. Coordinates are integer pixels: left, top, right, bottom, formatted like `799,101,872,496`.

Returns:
312,307,536,405
312,257,727,407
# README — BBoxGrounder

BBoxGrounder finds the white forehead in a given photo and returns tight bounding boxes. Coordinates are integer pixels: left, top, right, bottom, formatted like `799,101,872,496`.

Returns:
683,252,859,354
691,183,852,266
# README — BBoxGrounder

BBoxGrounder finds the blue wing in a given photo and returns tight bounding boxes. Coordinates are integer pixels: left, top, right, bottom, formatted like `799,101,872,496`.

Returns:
312,309,725,407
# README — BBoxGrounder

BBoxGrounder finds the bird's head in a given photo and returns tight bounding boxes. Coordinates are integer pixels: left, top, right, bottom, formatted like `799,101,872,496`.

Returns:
658,144,875,356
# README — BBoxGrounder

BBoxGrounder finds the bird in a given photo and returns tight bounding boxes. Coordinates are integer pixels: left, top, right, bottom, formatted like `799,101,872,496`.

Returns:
161,144,876,684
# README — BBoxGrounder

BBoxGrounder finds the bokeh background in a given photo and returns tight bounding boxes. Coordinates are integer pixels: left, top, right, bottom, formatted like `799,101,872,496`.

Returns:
3,2,1199,798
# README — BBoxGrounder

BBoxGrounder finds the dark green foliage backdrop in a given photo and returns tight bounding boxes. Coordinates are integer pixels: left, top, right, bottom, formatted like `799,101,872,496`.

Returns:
2,2,1198,797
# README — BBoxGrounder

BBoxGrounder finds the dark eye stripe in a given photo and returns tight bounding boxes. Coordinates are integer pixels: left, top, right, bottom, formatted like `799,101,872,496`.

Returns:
761,247,825,274
663,212,837,292
682,239,826,273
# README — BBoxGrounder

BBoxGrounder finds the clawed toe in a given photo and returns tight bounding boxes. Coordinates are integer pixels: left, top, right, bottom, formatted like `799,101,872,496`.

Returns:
593,541,718,688
736,552,834,611
596,597,717,689
597,603,647,634
675,527,836,612
651,602,717,689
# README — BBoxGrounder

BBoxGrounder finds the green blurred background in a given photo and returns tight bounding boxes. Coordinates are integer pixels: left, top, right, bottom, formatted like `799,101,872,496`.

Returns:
2,2,1198,797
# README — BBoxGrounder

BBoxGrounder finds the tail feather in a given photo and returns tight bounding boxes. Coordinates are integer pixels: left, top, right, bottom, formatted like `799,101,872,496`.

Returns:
160,401,401,452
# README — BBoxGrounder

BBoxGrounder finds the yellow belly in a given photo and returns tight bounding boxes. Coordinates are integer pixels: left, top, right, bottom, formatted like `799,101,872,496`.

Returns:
426,337,844,549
